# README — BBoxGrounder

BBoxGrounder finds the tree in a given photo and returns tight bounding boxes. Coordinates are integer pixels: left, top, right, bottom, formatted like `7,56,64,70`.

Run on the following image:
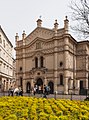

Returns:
69,0,89,38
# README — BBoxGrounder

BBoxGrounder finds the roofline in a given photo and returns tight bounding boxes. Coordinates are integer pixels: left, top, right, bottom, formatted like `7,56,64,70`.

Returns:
78,40,89,44
0,25,13,47
25,26,54,40
77,40,89,46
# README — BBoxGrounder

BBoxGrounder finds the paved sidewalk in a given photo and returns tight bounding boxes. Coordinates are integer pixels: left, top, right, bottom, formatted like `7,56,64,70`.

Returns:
0,92,86,100
23,93,86,100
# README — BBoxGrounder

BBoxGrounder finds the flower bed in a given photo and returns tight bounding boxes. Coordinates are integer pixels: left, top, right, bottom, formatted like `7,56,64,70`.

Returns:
0,96,89,120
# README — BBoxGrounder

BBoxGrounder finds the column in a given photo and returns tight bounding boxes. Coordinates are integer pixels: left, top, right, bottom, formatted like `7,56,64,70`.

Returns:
23,80,26,93
22,47,26,91
85,55,88,89
69,80,73,89
64,77,68,94
54,39,58,92
32,59,35,68
31,78,34,88
64,37,69,94
38,56,40,68
76,80,80,89
44,77,47,85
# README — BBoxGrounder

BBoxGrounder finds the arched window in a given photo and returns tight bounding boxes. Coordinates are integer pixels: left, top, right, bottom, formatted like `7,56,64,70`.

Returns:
40,56,43,67
36,42,41,49
20,77,23,87
60,74,63,85
20,67,22,71
35,57,38,68
60,61,63,67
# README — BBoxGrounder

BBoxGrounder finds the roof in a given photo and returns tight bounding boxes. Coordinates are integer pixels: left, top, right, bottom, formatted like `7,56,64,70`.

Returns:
0,25,13,47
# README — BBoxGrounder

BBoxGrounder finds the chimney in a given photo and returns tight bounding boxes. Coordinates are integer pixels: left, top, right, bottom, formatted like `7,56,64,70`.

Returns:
36,19,42,27
22,30,26,40
64,16,69,33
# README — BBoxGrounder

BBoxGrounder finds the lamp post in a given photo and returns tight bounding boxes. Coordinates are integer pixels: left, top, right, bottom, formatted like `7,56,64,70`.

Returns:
43,68,48,98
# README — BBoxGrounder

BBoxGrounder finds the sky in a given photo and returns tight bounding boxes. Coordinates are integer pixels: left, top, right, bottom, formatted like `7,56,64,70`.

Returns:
0,0,71,47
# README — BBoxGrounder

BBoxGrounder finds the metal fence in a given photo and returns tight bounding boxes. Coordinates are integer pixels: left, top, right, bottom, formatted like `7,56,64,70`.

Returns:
0,91,87,101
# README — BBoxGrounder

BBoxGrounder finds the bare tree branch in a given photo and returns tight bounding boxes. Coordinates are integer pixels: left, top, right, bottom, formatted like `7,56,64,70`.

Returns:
69,0,89,38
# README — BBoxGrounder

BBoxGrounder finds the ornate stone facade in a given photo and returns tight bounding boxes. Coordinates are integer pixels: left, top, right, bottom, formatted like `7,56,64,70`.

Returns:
15,17,89,94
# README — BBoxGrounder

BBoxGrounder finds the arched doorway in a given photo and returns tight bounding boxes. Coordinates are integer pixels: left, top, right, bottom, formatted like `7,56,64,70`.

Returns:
35,78,43,93
26,82,31,93
35,78,43,86
48,81,54,94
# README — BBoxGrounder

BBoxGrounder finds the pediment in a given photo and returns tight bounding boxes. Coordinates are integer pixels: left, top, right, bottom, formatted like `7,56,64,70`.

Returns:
25,27,54,45
25,37,46,52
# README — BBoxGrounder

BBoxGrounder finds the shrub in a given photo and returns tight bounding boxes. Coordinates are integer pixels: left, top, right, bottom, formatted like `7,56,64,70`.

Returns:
4,114,17,120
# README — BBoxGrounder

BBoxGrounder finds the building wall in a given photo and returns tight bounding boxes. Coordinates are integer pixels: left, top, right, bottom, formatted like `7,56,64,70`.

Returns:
0,26,15,92
15,18,89,94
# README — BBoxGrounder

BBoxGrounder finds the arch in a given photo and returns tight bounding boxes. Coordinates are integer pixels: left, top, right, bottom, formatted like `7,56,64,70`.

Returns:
35,57,38,68
40,56,43,67
26,82,31,93
48,81,54,94
60,74,63,85
35,78,43,86
20,77,23,87
35,78,43,94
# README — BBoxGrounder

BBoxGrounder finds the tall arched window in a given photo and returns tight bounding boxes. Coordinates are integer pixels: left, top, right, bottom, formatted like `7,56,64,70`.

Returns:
40,56,43,67
60,74,63,85
20,77,23,87
35,57,38,68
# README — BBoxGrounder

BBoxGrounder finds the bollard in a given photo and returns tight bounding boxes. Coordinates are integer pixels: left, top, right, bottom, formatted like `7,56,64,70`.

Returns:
54,91,57,99
70,92,72,100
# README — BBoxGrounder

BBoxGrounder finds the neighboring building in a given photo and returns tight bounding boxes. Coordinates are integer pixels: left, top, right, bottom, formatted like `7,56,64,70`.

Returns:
0,26,15,92
12,59,16,88
15,16,89,95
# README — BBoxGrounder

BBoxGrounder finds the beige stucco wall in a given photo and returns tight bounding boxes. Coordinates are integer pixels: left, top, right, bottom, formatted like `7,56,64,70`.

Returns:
15,18,89,94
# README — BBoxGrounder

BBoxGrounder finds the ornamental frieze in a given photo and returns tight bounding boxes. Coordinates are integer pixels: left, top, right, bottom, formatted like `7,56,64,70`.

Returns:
25,27,54,45
22,49,55,58
77,50,86,55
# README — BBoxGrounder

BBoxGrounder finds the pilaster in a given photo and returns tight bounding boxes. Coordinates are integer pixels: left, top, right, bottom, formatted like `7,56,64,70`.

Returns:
31,78,34,88
54,38,58,92
38,56,40,68
64,37,69,94
64,77,68,94
22,48,26,83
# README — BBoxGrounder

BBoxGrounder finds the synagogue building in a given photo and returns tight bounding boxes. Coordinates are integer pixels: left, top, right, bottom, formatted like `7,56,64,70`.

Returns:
15,16,89,94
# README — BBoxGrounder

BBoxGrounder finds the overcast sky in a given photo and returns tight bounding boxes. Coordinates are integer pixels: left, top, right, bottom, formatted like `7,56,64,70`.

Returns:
0,0,71,47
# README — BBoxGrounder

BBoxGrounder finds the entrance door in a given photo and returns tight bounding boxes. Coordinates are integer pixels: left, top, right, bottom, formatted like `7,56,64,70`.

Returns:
26,82,31,93
48,81,54,94
35,78,43,93
35,78,43,86
80,81,83,89
80,81,85,95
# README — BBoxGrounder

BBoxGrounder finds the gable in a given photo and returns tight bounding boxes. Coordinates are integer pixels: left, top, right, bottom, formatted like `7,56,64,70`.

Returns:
25,27,54,45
